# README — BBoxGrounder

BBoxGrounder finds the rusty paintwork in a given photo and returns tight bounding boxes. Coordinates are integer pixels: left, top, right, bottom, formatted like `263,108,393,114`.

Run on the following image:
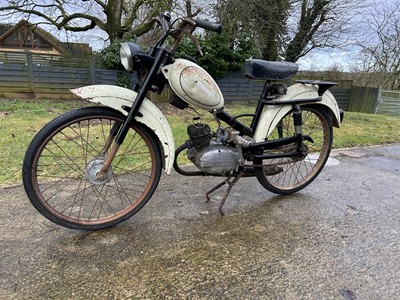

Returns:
162,59,224,111
71,85,175,174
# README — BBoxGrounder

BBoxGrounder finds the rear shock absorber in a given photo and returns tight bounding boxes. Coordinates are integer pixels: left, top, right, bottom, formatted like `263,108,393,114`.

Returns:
293,105,306,156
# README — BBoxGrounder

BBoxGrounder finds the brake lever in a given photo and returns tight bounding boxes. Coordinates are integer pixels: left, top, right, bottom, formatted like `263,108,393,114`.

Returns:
187,32,203,56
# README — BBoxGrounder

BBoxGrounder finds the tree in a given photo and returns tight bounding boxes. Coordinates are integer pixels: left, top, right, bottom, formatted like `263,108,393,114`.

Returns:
214,0,369,62
255,0,290,61
0,0,173,43
284,0,369,62
214,0,290,61
178,0,202,18
354,0,400,89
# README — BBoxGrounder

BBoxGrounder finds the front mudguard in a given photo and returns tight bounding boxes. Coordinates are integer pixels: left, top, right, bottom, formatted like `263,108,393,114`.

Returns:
71,85,175,175
253,83,341,142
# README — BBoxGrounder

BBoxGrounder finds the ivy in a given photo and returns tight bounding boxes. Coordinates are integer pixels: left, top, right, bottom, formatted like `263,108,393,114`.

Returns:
176,30,255,78
99,30,254,83
116,72,133,89
99,38,138,88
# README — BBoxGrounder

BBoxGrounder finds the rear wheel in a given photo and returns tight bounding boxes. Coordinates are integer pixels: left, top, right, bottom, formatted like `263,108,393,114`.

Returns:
254,105,333,194
23,107,162,230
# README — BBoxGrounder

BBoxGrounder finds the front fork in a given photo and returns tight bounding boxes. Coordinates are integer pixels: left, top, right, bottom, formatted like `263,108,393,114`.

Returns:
96,122,122,180
96,47,168,180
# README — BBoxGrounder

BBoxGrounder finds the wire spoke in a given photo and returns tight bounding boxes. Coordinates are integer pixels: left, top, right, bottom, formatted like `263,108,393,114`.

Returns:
30,110,159,228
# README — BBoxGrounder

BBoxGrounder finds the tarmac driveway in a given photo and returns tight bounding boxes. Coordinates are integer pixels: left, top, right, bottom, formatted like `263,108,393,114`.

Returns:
1,144,399,299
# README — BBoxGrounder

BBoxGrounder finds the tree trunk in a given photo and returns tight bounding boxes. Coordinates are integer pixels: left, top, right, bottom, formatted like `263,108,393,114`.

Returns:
105,0,124,42
284,0,329,62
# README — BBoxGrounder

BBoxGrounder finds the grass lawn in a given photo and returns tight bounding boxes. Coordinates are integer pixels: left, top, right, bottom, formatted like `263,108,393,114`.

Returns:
1,98,400,185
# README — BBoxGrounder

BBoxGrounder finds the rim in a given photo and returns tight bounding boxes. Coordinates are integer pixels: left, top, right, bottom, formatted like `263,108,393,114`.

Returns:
31,115,158,226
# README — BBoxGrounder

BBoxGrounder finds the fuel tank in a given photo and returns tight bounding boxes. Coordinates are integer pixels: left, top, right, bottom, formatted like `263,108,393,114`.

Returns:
161,59,224,111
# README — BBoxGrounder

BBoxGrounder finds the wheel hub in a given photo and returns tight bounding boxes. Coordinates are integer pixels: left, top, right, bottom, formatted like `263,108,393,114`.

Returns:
290,144,309,162
86,157,113,185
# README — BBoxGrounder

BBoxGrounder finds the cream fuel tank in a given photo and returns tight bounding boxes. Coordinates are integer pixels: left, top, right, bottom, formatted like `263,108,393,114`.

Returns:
161,59,224,111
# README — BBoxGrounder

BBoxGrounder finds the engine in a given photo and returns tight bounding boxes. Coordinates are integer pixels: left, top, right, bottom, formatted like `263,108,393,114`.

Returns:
186,123,241,176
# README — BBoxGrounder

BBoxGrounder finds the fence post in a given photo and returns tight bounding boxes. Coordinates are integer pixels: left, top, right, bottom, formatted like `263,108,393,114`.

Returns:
90,57,96,85
375,89,382,114
26,53,35,92
249,80,253,102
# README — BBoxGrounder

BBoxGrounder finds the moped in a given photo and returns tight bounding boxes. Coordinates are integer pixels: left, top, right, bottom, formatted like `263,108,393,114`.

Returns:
23,14,343,230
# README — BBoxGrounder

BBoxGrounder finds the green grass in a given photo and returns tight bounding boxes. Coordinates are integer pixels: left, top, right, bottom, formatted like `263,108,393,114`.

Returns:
333,112,400,148
0,99,88,185
1,99,400,185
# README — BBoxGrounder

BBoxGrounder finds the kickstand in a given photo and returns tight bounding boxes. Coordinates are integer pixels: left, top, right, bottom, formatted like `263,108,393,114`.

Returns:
205,172,243,215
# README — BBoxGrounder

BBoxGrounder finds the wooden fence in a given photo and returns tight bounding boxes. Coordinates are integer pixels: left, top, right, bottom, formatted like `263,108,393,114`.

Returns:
215,76,353,111
0,51,399,116
377,90,400,116
0,52,121,98
348,86,380,114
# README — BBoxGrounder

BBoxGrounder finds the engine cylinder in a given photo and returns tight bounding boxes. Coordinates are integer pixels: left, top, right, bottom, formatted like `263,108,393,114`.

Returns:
187,123,211,150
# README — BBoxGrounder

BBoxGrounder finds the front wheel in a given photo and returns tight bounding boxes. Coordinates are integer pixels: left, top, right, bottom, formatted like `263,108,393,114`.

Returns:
254,105,333,194
23,107,162,230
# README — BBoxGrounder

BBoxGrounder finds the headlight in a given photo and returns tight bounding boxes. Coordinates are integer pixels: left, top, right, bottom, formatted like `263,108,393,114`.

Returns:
120,42,143,72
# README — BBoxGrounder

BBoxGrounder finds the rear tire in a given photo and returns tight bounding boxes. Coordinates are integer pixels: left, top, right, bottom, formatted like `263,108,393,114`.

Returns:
254,105,333,194
23,107,162,230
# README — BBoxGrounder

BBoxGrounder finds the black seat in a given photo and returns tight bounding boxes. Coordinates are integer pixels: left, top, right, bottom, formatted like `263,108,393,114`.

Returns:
244,59,298,81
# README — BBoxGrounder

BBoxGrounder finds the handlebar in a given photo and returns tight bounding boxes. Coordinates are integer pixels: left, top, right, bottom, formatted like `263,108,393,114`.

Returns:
194,18,223,34
164,16,223,53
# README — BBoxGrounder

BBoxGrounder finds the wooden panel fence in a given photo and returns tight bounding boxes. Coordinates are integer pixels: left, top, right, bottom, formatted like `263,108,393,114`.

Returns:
0,63,30,90
216,76,353,111
348,86,380,114
377,90,400,116
1,51,399,116
216,77,258,101
0,52,122,97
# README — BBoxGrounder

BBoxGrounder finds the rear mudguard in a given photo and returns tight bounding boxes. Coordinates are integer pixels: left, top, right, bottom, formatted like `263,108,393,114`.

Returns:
70,85,175,175
253,83,341,142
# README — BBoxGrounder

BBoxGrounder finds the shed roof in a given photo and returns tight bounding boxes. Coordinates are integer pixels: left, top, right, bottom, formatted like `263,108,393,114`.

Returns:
0,20,92,56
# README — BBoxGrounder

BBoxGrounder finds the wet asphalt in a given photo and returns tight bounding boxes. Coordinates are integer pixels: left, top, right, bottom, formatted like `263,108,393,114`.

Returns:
1,144,399,299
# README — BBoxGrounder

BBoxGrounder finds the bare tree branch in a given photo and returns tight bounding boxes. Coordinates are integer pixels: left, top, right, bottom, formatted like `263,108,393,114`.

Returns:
353,0,400,88
0,0,169,43
214,0,369,62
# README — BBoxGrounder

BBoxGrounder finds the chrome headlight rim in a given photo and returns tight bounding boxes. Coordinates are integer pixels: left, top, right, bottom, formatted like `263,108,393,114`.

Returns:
120,42,133,72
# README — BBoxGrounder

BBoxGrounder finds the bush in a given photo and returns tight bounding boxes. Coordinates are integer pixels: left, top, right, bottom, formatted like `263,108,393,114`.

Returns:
117,72,133,88
100,40,124,69
99,39,139,88
176,29,255,78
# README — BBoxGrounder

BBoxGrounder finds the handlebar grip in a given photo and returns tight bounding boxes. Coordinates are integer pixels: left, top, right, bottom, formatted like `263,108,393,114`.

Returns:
194,18,223,34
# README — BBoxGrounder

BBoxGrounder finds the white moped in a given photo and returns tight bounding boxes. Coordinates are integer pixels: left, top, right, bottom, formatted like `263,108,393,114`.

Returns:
23,14,342,230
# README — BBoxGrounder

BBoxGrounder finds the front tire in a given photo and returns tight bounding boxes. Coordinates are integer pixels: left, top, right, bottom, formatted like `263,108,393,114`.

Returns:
254,105,333,194
23,107,162,230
